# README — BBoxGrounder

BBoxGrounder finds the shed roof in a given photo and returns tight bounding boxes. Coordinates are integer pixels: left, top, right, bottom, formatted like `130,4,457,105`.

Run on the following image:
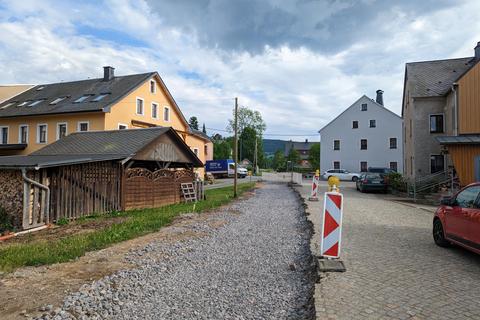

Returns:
0,127,203,169
405,57,475,97
436,135,480,145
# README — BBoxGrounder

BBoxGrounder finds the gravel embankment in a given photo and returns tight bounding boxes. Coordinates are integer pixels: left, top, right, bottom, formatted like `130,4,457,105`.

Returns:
36,183,315,320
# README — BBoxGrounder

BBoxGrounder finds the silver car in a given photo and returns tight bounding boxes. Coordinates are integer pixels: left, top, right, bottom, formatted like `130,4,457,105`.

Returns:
322,169,361,182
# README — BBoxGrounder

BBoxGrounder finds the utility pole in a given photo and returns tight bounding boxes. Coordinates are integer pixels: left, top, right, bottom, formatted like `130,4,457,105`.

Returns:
254,135,257,175
233,97,238,198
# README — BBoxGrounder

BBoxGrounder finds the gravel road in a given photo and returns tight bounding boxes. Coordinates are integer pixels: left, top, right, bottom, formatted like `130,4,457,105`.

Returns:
37,183,315,320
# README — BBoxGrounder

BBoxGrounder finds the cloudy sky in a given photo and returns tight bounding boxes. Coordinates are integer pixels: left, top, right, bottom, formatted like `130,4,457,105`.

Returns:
0,0,479,141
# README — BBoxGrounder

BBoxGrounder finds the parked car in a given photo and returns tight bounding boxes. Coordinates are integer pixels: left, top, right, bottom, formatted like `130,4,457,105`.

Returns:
356,172,388,193
368,167,396,174
433,182,480,255
322,169,361,181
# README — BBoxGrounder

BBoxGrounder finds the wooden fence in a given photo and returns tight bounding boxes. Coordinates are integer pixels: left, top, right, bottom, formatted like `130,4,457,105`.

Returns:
124,168,195,210
48,161,123,222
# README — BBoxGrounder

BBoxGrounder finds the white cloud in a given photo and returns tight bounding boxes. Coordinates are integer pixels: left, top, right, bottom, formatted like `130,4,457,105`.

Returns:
0,0,479,142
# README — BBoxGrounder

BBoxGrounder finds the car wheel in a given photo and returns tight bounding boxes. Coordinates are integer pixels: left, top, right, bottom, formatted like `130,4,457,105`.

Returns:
352,176,358,182
433,219,450,247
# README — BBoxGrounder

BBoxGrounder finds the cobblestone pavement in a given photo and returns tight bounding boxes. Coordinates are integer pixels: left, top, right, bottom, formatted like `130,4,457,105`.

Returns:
298,182,480,320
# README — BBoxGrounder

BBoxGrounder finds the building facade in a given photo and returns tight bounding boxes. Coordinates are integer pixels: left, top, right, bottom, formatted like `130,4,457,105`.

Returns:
284,139,316,168
0,67,213,176
319,91,403,175
402,43,480,182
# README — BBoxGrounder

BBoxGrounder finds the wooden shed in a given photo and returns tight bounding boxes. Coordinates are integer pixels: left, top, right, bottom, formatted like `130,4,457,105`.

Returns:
0,127,203,230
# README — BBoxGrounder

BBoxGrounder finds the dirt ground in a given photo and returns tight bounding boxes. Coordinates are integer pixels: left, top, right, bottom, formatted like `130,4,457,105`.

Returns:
0,188,257,320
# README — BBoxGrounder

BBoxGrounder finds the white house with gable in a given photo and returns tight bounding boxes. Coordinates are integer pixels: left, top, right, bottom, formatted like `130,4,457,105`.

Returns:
319,90,403,175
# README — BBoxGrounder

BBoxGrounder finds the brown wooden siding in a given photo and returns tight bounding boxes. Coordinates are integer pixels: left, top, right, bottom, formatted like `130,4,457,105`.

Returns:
458,62,480,134
447,145,480,186
124,168,194,210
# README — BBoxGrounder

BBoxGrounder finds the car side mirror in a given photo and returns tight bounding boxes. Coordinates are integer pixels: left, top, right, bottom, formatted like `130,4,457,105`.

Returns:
440,197,453,206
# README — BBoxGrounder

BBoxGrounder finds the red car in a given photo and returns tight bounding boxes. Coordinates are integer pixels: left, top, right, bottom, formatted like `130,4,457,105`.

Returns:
433,182,480,254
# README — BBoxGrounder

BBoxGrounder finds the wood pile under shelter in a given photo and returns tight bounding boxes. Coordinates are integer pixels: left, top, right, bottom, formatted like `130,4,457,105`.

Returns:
0,127,203,230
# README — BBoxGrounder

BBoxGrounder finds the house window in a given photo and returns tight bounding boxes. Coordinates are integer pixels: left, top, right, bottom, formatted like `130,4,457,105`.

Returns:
50,97,67,105
389,138,397,149
78,122,89,132
118,123,128,130
150,80,156,93
92,93,109,102
164,106,170,121
361,103,367,111
28,99,45,107
152,103,158,119
57,123,67,140
361,139,367,150
18,101,31,107
136,98,144,115
333,161,340,169
19,125,28,144
37,124,47,144
0,127,8,144
74,95,92,103
369,120,376,128
429,114,444,133
352,121,358,129
193,148,199,156
1,102,16,109
430,155,445,174
390,162,398,172
360,161,368,172
333,140,340,150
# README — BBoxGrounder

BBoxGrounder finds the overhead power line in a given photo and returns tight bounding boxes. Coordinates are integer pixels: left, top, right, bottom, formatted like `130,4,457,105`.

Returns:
206,127,318,137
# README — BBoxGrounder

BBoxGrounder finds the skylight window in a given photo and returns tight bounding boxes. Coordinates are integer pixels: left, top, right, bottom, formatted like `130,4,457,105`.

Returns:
36,86,45,91
91,93,110,102
28,99,45,107
0,102,16,109
50,97,67,105
18,101,31,107
74,94,93,103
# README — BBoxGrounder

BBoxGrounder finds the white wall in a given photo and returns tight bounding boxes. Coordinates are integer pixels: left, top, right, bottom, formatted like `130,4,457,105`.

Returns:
320,95,403,174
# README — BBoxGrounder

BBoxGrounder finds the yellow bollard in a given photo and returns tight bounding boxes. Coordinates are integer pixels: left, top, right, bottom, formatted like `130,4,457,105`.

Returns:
327,176,341,193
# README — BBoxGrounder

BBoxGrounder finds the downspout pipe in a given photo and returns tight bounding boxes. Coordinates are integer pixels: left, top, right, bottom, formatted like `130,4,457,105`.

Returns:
21,168,50,224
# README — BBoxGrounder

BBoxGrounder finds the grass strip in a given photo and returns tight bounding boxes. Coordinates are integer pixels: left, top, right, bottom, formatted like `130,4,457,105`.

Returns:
0,183,255,272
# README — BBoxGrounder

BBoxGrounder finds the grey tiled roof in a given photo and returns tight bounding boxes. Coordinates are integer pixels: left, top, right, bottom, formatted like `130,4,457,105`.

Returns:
192,129,211,141
32,127,170,156
0,154,125,169
406,57,476,97
0,72,155,118
436,135,480,144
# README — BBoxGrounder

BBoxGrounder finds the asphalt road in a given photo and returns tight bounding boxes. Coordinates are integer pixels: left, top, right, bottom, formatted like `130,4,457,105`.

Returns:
204,176,261,190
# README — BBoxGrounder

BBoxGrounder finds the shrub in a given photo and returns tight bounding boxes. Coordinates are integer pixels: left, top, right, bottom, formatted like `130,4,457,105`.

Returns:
387,172,407,192
0,207,13,234
56,217,69,226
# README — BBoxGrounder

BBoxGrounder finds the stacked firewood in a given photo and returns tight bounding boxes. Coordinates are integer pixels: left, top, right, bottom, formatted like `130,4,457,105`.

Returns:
0,170,24,230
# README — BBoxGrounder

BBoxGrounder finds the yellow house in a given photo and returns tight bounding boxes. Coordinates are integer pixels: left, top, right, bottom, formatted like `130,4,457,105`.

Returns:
0,84,34,103
0,67,212,176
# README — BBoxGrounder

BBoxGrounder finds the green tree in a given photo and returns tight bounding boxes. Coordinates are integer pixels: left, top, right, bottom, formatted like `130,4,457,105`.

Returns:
227,106,266,136
238,126,265,168
212,134,232,160
272,150,286,171
308,143,320,170
202,123,207,134
189,116,199,130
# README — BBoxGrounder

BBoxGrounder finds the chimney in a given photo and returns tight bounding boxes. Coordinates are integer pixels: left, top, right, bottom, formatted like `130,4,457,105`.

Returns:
376,89,384,106
305,138,308,143
475,42,480,60
103,66,115,81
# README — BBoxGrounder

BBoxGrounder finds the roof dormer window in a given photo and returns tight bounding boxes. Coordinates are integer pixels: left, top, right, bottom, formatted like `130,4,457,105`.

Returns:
74,94,93,103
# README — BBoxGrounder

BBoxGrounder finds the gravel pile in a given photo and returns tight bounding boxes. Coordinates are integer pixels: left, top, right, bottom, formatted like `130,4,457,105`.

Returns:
35,183,315,320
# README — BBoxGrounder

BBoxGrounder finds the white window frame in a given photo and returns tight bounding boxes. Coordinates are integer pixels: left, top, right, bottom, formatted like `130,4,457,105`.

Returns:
136,97,144,115
360,138,368,150
360,161,368,172
333,139,340,151
0,126,9,144
369,119,376,128
37,123,48,144
77,121,90,132
18,124,29,144
192,147,199,156
361,103,368,111
150,80,156,94
333,161,341,170
118,123,128,130
56,122,68,140
164,106,170,122
151,102,158,119
429,113,445,134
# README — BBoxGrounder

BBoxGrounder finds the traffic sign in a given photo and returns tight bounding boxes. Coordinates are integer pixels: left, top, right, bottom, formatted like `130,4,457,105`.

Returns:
320,191,343,258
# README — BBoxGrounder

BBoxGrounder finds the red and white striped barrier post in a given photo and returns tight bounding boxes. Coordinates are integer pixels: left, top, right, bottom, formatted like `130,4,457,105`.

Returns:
308,174,319,201
320,190,343,258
